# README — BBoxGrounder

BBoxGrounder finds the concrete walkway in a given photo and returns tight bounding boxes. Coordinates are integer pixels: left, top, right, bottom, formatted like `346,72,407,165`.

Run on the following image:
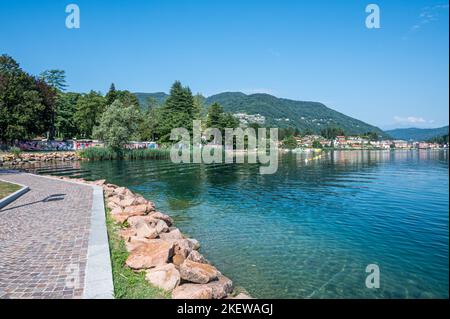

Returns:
0,172,113,299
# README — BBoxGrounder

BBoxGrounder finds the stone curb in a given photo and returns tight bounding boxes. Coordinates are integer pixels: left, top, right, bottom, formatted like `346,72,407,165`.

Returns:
0,179,30,210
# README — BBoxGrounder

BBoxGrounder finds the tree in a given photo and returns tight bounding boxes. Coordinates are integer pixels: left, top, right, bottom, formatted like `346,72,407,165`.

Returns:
0,55,55,144
206,103,224,127
93,100,141,151
282,136,298,149
193,93,204,118
312,140,322,148
105,83,117,106
54,92,81,139
320,127,345,139
157,81,196,142
74,91,106,138
39,70,67,92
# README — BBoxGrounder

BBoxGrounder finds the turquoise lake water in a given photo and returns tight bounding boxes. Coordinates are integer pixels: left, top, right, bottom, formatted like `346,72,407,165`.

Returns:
33,150,449,298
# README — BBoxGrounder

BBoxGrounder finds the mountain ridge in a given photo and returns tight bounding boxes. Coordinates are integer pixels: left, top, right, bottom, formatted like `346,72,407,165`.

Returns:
385,126,449,141
134,91,388,137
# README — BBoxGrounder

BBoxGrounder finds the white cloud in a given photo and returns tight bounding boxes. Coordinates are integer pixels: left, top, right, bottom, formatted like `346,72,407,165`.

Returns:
404,3,449,38
393,116,432,124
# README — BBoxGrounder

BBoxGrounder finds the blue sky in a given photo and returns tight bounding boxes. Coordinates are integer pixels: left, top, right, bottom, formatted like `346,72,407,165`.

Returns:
0,0,448,129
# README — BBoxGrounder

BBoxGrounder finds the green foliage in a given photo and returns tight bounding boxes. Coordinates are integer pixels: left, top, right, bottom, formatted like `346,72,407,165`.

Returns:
105,83,117,106
74,91,106,138
312,140,322,148
320,127,345,139
156,81,196,143
93,100,140,150
105,212,170,299
427,134,449,145
0,54,56,144
39,69,67,91
281,136,298,149
386,126,449,141
54,92,81,139
9,146,22,158
79,147,170,160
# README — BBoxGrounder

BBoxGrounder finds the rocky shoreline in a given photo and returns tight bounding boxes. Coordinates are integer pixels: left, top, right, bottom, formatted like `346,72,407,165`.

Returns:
55,176,251,299
0,152,80,166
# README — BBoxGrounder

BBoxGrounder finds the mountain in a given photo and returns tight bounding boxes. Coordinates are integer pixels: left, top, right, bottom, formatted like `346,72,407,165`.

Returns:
385,126,449,141
134,91,388,137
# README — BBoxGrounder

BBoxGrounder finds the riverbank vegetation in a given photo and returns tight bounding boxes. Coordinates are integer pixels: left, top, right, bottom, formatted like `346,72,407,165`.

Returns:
105,211,170,299
79,147,170,161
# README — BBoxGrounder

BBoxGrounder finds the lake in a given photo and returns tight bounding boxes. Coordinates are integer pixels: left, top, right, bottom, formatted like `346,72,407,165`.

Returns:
30,150,449,298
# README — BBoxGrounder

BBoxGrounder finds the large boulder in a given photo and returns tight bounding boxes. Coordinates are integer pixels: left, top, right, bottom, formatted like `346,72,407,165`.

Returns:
179,259,219,284
172,284,213,299
172,239,198,258
123,204,148,216
111,213,130,224
135,222,158,239
149,212,173,226
119,228,136,241
127,215,158,228
155,219,169,234
159,228,184,240
206,275,233,299
126,240,173,269
125,236,154,252
110,207,123,215
187,250,209,264
145,263,180,292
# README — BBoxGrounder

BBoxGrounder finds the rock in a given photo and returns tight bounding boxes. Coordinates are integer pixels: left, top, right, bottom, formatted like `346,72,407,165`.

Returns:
149,211,173,226
107,201,120,211
172,284,213,299
127,215,158,228
93,179,106,186
135,222,158,239
110,207,123,215
114,187,130,196
111,213,130,224
172,239,197,258
118,197,136,208
125,236,153,252
155,219,169,234
109,195,123,205
123,204,149,216
186,238,200,250
159,228,184,240
179,259,219,284
145,263,180,292
133,196,149,205
206,275,233,299
187,250,209,264
126,240,174,270
119,228,136,241
172,253,185,266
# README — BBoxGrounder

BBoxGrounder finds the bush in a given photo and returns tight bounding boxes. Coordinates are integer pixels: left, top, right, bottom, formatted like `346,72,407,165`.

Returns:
79,147,170,161
9,147,22,159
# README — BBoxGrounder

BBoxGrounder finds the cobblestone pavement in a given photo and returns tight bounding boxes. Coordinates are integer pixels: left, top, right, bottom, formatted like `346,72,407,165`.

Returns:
0,172,93,299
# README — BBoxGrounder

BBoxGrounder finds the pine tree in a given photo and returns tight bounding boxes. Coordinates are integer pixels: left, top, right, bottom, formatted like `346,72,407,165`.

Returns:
105,83,117,106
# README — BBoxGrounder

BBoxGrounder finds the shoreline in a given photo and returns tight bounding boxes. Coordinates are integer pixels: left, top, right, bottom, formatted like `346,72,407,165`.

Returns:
51,175,251,299
1,148,447,166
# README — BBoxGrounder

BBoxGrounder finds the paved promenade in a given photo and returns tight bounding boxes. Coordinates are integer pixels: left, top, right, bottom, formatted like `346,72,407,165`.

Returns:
0,172,95,299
